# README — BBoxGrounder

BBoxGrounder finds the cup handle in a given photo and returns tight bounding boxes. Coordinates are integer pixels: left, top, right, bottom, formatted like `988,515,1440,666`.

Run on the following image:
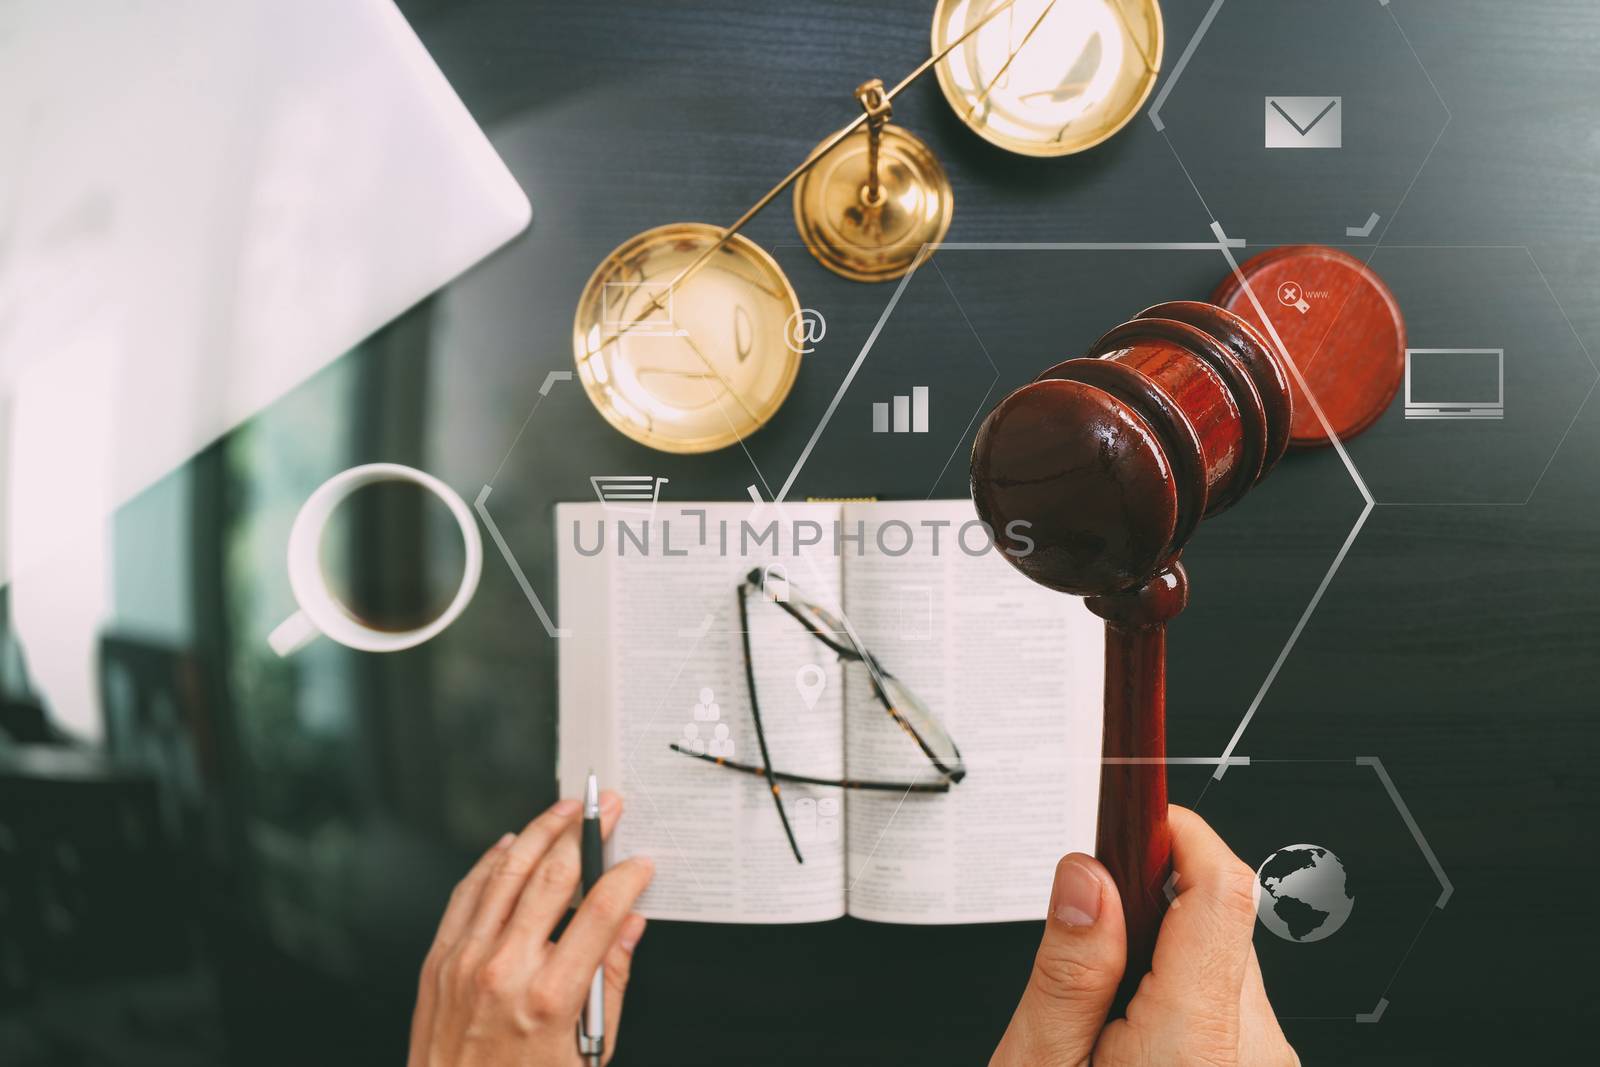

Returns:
268,610,318,657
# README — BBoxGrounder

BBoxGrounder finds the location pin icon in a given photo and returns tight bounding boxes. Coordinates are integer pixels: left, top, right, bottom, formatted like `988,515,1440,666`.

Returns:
794,664,826,711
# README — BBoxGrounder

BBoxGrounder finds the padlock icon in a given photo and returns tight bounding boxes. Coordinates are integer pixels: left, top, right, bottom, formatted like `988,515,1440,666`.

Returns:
761,564,790,603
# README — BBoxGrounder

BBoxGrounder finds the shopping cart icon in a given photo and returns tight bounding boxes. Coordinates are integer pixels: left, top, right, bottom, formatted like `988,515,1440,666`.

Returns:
590,475,669,514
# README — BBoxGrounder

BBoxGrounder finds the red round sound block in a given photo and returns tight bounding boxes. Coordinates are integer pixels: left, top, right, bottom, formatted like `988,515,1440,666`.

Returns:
1210,245,1405,448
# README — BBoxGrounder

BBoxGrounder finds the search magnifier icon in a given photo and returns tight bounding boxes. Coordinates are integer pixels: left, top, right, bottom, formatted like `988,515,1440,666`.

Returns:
1277,280,1311,315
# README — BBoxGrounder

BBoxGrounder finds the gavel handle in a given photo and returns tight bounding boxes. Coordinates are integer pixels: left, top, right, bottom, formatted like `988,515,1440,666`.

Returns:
1087,565,1185,1014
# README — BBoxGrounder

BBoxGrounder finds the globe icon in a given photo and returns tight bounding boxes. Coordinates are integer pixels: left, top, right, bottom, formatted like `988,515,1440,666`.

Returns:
1254,844,1354,943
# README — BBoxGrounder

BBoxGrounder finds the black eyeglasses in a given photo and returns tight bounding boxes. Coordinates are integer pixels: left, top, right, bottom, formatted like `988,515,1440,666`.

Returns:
670,567,965,862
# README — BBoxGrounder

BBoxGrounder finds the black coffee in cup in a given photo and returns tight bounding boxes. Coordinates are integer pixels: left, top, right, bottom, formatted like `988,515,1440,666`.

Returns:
318,479,468,633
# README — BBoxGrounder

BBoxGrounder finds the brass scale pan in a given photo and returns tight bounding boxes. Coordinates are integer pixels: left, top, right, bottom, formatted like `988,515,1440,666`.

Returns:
573,0,1164,453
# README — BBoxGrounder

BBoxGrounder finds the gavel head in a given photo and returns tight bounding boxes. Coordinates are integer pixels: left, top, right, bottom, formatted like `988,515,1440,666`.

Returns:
971,302,1293,598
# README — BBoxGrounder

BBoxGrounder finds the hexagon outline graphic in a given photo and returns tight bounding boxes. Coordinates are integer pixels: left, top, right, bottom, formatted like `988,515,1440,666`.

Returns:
482,236,1382,915
1369,245,1599,507
772,234,1374,778
1148,0,1452,253
475,370,576,638
1194,755,1452,1023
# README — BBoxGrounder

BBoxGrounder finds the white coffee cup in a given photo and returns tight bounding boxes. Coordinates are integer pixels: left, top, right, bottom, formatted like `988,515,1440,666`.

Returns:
267,463,483,656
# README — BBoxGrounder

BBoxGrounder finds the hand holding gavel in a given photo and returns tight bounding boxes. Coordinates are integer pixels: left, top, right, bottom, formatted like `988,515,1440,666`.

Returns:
970,299,1294,1007
989,806,1299,1067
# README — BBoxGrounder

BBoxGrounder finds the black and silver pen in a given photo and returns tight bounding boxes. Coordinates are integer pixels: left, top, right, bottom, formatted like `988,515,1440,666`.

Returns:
577,771,604,1067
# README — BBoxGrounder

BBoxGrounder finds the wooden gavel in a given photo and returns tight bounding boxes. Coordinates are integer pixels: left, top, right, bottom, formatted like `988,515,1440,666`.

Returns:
969,300,1293,1006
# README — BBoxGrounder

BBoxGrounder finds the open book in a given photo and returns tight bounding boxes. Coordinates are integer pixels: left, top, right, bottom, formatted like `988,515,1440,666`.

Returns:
557,499,1103,924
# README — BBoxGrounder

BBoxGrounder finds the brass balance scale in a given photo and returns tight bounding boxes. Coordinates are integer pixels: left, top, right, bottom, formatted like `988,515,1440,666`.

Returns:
572,0,1165,454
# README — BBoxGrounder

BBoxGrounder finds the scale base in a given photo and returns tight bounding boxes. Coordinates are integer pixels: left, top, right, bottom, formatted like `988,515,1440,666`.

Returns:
793,125,953,283
1210,245,1406,448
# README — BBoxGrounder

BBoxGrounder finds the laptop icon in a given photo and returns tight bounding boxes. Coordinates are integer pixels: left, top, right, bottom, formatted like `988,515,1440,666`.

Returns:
1404,349,1505,420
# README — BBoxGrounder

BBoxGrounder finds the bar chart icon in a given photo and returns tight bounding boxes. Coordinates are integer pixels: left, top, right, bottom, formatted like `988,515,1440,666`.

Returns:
872,386,930,434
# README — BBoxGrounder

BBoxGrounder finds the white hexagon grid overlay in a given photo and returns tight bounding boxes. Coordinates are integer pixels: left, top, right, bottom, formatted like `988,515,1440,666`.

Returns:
461,5,1564,1002
484,232,1369,898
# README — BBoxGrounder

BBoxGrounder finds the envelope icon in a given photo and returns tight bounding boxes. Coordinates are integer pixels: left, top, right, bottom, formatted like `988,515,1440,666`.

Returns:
1265,96,1341,149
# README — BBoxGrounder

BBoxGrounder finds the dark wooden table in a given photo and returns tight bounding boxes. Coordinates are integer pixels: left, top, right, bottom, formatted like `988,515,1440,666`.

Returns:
97,1,1600,1063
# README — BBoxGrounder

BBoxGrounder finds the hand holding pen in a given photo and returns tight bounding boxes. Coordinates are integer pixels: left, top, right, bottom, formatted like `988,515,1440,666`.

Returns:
406,789,654,1067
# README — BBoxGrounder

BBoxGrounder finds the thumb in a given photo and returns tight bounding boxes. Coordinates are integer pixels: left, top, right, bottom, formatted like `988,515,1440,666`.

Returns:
991,854,1127,1067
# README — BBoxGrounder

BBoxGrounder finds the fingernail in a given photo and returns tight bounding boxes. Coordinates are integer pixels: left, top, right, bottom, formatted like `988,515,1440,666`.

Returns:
600,792,621,814
628,855,655,876
618,915,647,953
494,832,514,849
1052,857,1103,928
552,798,580,816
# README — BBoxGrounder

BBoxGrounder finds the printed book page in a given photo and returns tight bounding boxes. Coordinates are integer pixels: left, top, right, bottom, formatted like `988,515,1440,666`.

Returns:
838,499,1105,924
558,501,848,923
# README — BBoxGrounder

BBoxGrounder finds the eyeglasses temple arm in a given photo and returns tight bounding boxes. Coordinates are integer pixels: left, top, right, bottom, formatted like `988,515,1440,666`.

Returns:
737,585,806,863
